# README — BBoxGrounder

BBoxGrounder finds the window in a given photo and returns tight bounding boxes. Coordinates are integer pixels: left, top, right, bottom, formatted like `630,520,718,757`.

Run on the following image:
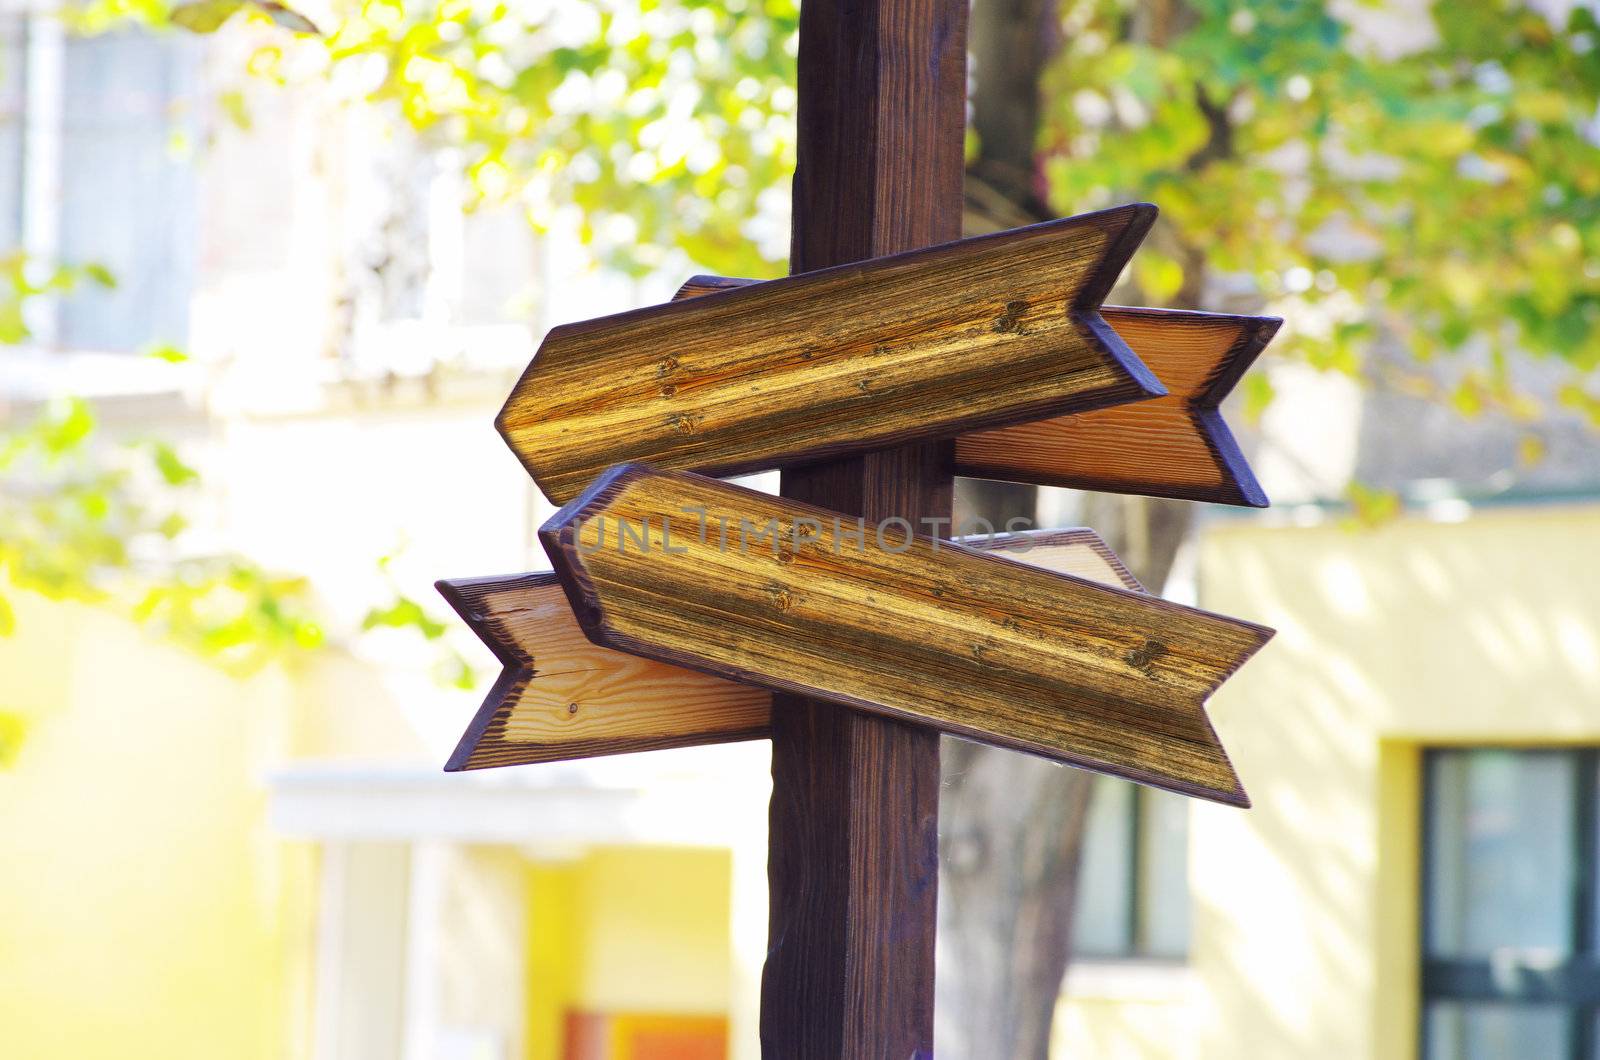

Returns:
58,28,199,350
1422,748,1600,1060
0,17,24,250
1073,775,1191,959
0,20,198,352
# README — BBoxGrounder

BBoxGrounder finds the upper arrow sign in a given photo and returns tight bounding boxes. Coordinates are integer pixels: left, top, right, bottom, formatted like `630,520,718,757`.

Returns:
539,464,1271,805
500,205,1163,504
438,528,1141,772
675,278,1279,507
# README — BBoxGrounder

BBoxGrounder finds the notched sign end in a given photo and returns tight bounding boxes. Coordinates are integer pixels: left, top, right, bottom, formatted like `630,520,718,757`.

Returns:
1078,309,1167,407
1076,201,1159,309
435,573,545,773
438,560,774,771
1194,314,1282,509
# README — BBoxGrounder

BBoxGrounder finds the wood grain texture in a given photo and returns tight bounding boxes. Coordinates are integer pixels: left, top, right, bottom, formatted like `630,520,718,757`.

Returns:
674,277,1280,507
437,530,1140,771
539,464,1272,807
497,204,1164,505
436,573,770,771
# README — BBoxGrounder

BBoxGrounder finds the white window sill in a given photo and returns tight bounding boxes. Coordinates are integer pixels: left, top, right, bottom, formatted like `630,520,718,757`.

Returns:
0,345,197,402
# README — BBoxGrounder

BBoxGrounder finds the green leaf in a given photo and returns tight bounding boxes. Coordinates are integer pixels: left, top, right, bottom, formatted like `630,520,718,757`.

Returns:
1344,482,1402,529
1242,372,1276,424
143,343,189,363
361,596,447,640
41,399,95,456
82,263,116,289
151,443,200,487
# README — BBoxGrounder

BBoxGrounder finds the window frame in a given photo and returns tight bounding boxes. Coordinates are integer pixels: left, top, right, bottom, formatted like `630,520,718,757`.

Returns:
1419,746,1600,1060
1074,777,1192,963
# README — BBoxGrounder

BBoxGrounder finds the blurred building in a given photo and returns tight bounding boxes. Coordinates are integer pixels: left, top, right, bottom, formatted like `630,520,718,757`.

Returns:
1054,502,1600,1060
0,16,764,1060
3,16,1599,1060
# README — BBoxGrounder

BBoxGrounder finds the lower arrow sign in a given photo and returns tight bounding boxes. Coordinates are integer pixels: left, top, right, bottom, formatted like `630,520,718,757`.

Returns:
539,465,1271,805
439,528,1142,772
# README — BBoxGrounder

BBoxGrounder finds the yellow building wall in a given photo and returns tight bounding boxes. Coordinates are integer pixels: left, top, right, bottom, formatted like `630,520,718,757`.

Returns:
0,587,440,1059
0,592,317,1060
526,846,734,1060
1055,502,1600,1060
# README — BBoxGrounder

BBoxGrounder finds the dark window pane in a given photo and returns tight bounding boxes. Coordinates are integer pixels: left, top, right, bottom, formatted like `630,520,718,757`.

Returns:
1426,750,1576,958
1073,776,1133,956
1135,788,1190,958
0,17,24,250
1425,1001,1568,1060
59,28,198,350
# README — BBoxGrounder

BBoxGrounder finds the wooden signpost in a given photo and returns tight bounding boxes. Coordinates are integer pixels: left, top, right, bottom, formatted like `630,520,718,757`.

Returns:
439,527,1144,771
439,0,1281,1051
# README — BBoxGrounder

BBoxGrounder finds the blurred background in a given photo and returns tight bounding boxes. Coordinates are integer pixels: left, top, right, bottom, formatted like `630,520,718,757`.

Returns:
2,0,1598,1057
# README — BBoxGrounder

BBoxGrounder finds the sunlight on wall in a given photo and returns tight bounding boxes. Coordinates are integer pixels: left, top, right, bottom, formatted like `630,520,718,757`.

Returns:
1055,502,1600,1060
0,592,317,1060
526,846,733,1060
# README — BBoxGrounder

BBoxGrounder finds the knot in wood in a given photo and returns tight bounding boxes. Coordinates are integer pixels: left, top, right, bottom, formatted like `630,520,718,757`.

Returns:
992,299,1029,334
1124,638,1169,676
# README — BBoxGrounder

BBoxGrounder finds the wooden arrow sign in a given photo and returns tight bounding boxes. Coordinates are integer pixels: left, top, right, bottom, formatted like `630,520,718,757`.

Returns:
675,276,1279,506
538,464,1271,805
499,205,1164,504
439,529,1141,772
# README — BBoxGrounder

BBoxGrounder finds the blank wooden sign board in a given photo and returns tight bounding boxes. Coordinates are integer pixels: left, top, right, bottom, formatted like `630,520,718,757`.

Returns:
437,0,1281,1049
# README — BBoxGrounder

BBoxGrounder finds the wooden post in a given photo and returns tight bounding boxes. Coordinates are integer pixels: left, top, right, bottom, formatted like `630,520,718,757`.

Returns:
760,0,969,1053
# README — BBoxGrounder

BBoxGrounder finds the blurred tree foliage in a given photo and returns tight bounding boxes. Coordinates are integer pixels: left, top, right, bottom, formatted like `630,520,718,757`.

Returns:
106,0,1598,414
0,350,325,762
0,267,325,676
80,0,800,279
1039,0,1600,432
